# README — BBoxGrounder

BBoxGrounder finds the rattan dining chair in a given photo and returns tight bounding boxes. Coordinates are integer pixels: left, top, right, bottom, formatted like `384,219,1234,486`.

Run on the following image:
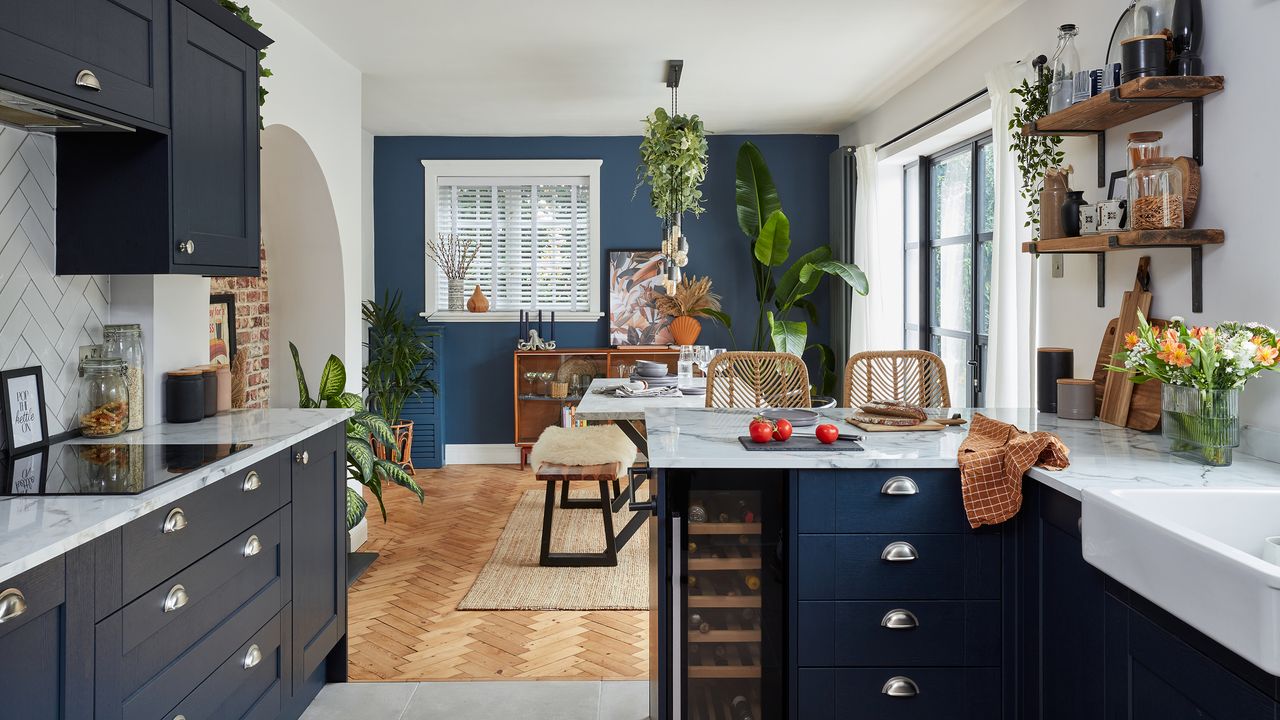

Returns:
843,350,952,408
704,352,812,409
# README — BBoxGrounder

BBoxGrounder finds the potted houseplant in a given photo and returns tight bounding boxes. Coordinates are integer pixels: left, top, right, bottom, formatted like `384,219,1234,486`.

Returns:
1109,313,1279,466
290,342,424,530
363,290,439,471
651,276,729,346
1010,62,1066,242
637,107,708,290
426,232,480,311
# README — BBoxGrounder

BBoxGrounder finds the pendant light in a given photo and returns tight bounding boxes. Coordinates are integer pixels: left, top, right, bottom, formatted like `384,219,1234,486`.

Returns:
662,60,686,294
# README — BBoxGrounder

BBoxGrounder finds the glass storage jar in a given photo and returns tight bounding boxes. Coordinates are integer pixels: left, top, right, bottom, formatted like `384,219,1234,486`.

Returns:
78,357,130,437
1128,157,1184,230
1048,24,1082,114
102,323,144,430
1126,131,1164,171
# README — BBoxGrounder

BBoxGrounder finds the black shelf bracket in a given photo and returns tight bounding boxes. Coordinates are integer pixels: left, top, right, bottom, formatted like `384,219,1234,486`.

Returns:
1097,253,1107,307
1097,131,1107,188
1191,245,1204,312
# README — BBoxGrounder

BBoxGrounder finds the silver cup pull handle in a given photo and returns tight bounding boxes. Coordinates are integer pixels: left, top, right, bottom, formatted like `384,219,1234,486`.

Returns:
163,507,188,534
243,643,262,669
164,584,189,613
243,534,262,558
881,541,918,562
881,476,919,495
0,588,28,624
75,69,101,91
880,609,920,630
881,676,920,698
242,470,261,492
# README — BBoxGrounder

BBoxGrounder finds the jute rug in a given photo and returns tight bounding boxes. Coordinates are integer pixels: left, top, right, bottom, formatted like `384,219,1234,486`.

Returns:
457,488,649,610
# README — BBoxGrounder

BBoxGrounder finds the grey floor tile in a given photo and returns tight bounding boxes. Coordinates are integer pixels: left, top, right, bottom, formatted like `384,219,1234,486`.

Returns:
298,682,419,720
598,681,650,720
401,680,601,720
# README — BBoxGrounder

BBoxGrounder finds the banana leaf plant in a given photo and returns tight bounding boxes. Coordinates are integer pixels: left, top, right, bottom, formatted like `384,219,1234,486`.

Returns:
735,141,869,394
289,341,424,530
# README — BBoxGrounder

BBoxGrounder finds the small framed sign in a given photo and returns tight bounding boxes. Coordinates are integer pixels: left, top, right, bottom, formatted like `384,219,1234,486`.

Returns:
1,367,49,455
209,293,238,365
1,448,48,495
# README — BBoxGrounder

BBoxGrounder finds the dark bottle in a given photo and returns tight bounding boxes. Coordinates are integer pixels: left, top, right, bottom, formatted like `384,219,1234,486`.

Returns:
689,500,708,523
744,574,761,591
712,644,728,660
731,696,755,720
717,511,731,523
737,535,752,545
1171,0,1203,75
687,541,698,555
736,500,756,523
687,575,698,589
740,608,757,624
689,613,711,634
1061,190,1087,237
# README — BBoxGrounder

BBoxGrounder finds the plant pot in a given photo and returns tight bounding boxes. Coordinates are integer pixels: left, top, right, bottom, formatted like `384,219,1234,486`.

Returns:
447,279,465,311
670,315,702,345
1161,385,1239,466
374,420,415,472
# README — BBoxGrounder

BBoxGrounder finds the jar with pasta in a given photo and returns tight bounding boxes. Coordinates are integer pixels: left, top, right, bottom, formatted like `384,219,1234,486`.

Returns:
78,357,130,438
102,323,144,430
1128,157,1185,231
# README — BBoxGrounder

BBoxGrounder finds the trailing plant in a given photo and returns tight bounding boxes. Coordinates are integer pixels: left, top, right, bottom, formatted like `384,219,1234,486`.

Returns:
636,107,708,220
290,342,424,530
734,142,869,395
362,290,439,425
1009,71,1065,242
218,1,272,128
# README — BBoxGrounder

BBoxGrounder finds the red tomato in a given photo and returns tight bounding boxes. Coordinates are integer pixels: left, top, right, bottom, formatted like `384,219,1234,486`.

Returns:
748,419,774,444
772,418,793,442
815,424,840,444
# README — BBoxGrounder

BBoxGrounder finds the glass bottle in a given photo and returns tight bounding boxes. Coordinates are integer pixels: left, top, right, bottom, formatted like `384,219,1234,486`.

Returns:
1048,24,1081,114
677,345,695,389
78,357,130,438
1128,157,1184,230
102,324,144,430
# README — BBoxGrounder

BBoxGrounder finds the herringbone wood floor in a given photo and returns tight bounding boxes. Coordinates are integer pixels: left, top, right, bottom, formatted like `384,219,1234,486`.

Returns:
347,464,649,681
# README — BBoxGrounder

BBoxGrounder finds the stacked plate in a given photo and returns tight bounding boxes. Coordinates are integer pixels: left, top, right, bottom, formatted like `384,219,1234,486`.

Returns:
679,385,706,396
761,408,819,427
631,373,678,387
634,360,668,378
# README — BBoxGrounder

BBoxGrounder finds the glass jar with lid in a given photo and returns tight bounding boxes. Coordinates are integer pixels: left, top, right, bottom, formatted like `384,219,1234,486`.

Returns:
1048,24,1082,114
78,357,130,438
1128,157,1184,230
1126,131,1164,172
102,323,144,430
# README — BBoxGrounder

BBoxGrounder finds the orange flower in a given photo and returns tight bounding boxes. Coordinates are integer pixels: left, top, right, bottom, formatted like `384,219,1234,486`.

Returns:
1190,326,1210,340
1163,328,1181,345
1125,331,1140,349
1257,345,1279,367
1157,341,1193,368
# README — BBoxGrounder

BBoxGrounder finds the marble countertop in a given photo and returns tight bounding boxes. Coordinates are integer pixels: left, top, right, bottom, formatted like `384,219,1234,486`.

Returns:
0,408,352,584
574,378,705,421
643,407,1280,500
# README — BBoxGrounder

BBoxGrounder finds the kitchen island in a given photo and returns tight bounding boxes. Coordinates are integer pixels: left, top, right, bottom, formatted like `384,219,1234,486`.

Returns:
640,407,1280,720
0,408,352,720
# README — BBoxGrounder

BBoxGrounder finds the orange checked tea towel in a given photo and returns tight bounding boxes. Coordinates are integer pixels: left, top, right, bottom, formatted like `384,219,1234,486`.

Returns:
958,414,1071,528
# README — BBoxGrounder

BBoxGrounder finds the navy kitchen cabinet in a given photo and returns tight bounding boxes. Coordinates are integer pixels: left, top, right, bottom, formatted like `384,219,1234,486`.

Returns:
53,0,271,276
0,0,170,128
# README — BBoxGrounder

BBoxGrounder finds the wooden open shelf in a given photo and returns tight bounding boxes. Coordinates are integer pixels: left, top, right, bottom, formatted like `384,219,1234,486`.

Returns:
688,522,761,536
1023,76,1223,136
1022,228,1224,255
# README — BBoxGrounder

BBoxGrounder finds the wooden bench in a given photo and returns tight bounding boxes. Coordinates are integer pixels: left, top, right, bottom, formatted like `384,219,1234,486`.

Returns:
536,462,648,567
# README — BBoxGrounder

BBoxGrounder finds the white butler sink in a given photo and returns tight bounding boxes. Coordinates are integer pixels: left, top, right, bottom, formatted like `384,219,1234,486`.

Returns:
1082,487,1280,675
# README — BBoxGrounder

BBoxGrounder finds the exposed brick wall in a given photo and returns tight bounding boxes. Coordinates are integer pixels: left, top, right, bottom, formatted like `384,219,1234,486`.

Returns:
211,243,270,408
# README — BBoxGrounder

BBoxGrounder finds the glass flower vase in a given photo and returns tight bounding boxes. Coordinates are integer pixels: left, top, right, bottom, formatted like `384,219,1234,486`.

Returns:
1161,384,1240,466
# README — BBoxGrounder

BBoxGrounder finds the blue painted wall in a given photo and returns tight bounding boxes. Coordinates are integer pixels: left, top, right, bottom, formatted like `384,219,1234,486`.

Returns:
374,134,838,445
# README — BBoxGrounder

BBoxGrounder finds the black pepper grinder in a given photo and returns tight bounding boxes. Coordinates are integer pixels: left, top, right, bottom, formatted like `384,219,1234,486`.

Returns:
1171,0,1203,75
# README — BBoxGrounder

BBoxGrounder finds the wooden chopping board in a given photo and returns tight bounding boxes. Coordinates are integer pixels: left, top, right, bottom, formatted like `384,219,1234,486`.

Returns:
847,419,946,433
1099,258,1153,427
1092,317,1164,431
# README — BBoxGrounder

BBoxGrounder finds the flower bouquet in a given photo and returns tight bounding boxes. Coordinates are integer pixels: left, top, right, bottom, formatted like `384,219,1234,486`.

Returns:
1108,312,1279,466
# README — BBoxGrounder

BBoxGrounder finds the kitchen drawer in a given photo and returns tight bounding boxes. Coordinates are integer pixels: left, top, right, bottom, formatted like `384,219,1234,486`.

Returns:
0,556,68,716
121,451,286,602
798,470,971,534
98,510,285,699
160,611,283,720
798,600,1000,667
0,0,169,126
798,534,1000,600
798,667,1001,720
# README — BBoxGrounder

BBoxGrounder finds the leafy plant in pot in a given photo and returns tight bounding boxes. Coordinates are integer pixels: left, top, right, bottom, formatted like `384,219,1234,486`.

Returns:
362,290,439,471
650,276,732,346
290,342,424,530
636,107,708,291
735,142,869,396
1010,64,1066,243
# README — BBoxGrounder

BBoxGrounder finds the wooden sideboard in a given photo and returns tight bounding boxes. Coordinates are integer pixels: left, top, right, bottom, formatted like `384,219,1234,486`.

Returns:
513,347,678,467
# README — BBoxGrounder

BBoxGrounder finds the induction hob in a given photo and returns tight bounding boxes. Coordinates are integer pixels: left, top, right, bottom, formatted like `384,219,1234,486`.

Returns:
0,442,252,496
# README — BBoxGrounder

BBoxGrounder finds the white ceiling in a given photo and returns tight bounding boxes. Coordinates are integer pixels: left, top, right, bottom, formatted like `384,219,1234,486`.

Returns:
272,0,1023,136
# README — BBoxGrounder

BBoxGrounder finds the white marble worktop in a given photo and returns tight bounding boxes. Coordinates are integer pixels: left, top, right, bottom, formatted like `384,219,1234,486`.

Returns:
643,407,1280,500
574,378,706,421
0,408,352,584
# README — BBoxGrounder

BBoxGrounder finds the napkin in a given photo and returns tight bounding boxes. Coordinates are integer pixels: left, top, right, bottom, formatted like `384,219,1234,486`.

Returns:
957,413,1070,528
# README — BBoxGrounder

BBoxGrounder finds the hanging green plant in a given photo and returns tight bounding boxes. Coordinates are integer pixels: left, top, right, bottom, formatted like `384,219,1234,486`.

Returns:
636,107,708,220
218,0,272,128
1010,73,1065,242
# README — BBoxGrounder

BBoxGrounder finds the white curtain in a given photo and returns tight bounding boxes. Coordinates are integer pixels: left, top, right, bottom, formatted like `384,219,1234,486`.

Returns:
849,145,895,356
985,60,1038,407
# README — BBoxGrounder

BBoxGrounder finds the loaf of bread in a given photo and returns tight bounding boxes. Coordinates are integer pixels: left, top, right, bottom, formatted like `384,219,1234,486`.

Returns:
849,411,921,427
860,400,927,422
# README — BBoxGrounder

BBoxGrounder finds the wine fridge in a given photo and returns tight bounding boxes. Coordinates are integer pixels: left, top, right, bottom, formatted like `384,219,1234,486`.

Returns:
653,469,787,720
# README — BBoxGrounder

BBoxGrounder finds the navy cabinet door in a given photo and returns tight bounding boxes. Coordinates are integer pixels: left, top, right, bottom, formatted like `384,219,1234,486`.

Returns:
169,0,260,272
290,426,346,693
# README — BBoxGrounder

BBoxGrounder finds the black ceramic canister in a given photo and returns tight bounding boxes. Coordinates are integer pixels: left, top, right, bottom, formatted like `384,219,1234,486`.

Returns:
1121,35,1168,82
164,370,205,423
1037,348,1075,413
198,366,218,417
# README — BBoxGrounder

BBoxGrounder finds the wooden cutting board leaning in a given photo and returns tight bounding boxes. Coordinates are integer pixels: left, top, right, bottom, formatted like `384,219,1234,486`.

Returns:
1097,256,1160,430
1092,317,1164,431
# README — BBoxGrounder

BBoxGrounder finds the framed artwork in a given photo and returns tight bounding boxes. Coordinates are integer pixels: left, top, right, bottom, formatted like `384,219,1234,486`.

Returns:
209,293,238,365
609,250,673,347
1108,170,1129,201
1,367,48,455
0,447,48,495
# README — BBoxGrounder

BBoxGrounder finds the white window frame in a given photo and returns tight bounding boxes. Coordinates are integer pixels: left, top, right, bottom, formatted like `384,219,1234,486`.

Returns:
420,159,604,323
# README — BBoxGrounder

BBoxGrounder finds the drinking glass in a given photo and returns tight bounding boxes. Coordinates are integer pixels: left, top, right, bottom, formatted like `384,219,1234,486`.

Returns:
677,346,696,389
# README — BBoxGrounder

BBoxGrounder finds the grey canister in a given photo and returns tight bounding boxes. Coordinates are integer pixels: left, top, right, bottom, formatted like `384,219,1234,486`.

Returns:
1057,379,1097,420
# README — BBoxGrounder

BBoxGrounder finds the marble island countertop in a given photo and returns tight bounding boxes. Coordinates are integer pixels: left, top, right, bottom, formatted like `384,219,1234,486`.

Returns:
0,408,352,583
643,407,1280,500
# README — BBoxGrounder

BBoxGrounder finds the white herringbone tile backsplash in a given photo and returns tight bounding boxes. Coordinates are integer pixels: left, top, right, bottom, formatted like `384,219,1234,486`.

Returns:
0,127,110,435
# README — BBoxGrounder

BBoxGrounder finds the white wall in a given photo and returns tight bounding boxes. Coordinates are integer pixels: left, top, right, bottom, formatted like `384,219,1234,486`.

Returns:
244,0,365,392
843,1,1280,433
